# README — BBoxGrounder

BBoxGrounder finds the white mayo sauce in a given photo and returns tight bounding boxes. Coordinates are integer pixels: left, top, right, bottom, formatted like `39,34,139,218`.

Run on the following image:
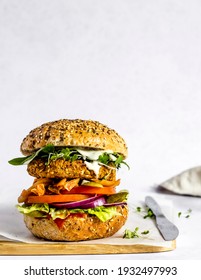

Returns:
76,149,114,175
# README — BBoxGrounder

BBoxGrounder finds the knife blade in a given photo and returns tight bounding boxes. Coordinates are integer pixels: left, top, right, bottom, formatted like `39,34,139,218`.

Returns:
145,196,179,241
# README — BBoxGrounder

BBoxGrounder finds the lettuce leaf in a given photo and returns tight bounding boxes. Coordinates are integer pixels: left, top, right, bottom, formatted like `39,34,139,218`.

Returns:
49,208,70,220
8,144,55,166
86,206,121,222
17,203,50,214
16,203,123,222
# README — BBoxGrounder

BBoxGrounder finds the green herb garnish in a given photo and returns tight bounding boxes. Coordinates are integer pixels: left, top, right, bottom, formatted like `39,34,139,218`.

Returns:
178,209,192,218
141,230,150,235
98,152,129,170
143,208,155,219
136,206,141,212
123,227,140,238
45,147,81,165
8,144,129,170
123,227,150,239
178,212,182,218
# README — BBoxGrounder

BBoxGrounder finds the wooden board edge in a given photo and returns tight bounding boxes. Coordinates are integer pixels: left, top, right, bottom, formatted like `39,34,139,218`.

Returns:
0,240,176,256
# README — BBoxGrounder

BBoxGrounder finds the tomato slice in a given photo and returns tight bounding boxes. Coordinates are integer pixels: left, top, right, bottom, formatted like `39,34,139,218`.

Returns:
62,186,116,195
27,194,92,204
27,185,116,204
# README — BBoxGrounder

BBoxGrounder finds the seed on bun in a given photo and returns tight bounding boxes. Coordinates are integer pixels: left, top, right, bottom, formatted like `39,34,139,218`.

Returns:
20,119,128,158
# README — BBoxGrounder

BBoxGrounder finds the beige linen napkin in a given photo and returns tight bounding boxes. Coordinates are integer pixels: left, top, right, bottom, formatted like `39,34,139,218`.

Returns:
160,166,201,196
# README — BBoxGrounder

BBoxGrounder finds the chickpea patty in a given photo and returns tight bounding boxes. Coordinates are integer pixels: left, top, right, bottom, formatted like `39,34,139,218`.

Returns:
27,158,116,180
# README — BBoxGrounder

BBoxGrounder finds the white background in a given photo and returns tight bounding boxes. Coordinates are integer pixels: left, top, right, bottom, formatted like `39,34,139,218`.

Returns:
0,0,201,260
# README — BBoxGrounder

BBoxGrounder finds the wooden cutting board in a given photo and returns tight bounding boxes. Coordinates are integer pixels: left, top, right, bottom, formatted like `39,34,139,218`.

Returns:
0,239,176,256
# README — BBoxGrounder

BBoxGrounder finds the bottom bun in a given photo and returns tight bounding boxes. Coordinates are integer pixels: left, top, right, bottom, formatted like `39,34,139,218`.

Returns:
23,205,128,241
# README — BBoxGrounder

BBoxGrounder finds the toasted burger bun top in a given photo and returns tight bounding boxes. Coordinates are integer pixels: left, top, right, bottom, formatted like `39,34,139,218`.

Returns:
20,119,128,158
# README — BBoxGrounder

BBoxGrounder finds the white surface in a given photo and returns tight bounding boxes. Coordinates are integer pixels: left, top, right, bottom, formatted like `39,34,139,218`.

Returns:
0,0,201,259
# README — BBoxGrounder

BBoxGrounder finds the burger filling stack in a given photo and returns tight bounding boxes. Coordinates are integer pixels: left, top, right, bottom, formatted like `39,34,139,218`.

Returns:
9,119,129,241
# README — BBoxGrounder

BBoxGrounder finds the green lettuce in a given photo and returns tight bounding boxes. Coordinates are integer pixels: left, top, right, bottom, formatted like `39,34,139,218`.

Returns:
16,203,123,222
16,203,71,220
49,208,70,220
17,203,50,216
8,145,55,166
87,206,121,222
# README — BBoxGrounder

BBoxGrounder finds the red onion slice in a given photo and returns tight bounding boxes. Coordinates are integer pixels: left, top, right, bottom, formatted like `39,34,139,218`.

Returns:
51,195,99,209
51,196,126,209
79,196,106,209
51,195,107,209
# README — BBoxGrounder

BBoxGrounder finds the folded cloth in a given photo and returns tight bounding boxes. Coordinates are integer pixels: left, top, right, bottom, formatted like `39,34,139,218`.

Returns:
160,166,201,196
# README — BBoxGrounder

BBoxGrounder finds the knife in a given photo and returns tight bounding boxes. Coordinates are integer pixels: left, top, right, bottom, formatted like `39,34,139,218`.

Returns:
145,196,179,241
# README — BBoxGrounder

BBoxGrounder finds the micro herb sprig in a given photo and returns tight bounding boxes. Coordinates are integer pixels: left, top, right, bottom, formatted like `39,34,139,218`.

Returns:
143,208,155,219
178,209,192,218
141,230,150,235
46,147,81,165
134,205,155,219
123,227,150,239
98,152,130,170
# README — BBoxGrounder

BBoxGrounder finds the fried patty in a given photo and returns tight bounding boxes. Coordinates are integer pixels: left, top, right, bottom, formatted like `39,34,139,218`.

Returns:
27,158,116,180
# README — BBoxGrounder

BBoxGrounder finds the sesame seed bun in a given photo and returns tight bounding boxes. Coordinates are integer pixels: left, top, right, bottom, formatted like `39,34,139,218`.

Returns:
23,205,128,241
20,119,128,158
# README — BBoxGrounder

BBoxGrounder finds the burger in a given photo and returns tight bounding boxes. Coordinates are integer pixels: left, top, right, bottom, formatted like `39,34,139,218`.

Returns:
9,119,129,241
